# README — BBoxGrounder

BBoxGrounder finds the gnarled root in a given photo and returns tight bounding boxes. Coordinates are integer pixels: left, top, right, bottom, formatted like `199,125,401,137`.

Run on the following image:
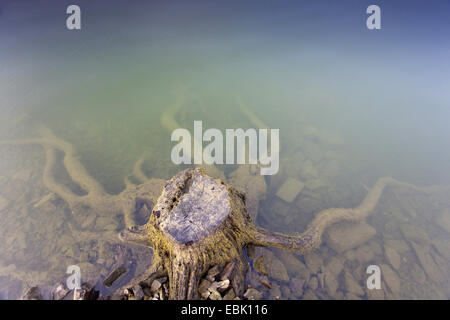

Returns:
0,126,164,230
251,177,440,253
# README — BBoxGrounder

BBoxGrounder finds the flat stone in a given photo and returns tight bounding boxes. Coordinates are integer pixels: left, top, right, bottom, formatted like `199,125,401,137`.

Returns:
325,257,344,277
302,289,318,300
354,244,375,264
243,288,262,300
384,239,410,254
326,222,376,253
308,276,318,290
324,271,339,297
274,249,309,278
267,254,289,282
344,271,364,296
304,252,322,274
206,265,221,281
275,177,304,203
290,277,305,298
198,279,212,299
208,289,222,300
384,246,401,270
223,288,236,300
132,285,144,300
380,264,401,294
432,237,450,260
268,283,281,300
410,263,426,284
150,279,162,293
411,242,445,283
366,288,385,300
52,284,69,300
400,225,429,244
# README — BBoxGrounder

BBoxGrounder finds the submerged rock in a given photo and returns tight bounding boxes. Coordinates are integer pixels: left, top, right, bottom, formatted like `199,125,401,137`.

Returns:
265,251,289,282
325,257,344,277
274,249,310,279
324,271,339,297
411,242,445,283
290,277,305,298
243,288,262,300
353,244,375,264
326,222,376,253
52,284,70,300
344,271,364,296
384,246,401,270
410,263,426,284
307,276,318,290
366,287,385,300
304,252,322,274
22,286,43,300
380,264,401,295
275,177,304,203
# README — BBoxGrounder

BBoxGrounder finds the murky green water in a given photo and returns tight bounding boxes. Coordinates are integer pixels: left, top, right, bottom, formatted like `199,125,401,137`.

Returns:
1,1,449,299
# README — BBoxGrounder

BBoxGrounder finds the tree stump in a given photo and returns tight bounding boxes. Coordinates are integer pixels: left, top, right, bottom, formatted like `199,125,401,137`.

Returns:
119,167,260,299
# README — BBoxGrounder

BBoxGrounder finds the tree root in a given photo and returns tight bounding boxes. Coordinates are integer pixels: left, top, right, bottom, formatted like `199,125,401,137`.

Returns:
251,177,442,252
0,127,165,230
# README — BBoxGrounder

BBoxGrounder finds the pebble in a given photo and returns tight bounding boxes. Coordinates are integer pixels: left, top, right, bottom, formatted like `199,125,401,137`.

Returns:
206,265,221,282
208,289,222,300
223,288,236,300
150,279,162,293
22,286,43,300
259,275,271,289
244,288,262,300
133,285,144,300
198,279,212,299
52,284,69,300
268,283,281,300
308,276,318,290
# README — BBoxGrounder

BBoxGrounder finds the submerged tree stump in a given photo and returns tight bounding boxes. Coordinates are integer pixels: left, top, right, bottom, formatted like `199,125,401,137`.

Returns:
119,168,258,299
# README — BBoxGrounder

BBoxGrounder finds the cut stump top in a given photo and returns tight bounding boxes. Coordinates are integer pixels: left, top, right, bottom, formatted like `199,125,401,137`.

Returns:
157,169,231,244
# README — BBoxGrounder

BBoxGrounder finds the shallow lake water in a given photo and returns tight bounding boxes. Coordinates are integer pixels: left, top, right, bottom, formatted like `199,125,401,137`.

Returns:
0,1,449,299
